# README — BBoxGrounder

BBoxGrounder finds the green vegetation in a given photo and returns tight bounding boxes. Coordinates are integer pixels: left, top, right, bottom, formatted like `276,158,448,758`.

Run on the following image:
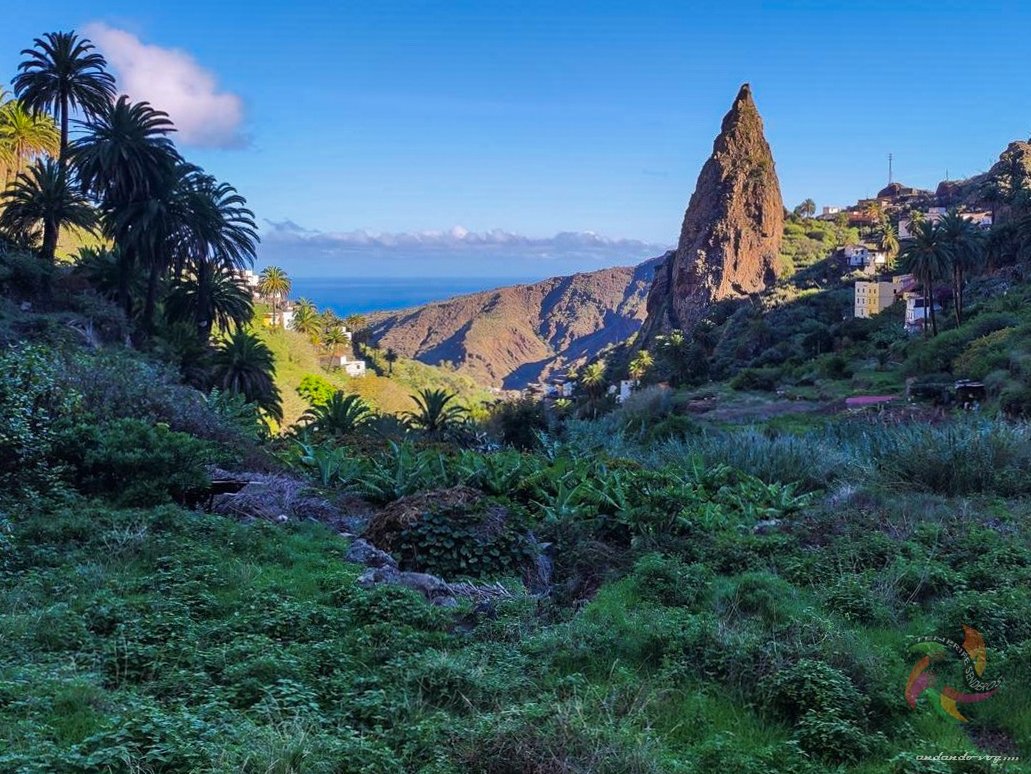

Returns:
3,24,1031,774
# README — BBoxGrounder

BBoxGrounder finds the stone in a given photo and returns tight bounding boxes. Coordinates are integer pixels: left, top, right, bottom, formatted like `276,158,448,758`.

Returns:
345,538,398,569
640,84,784,340
753,518,782,535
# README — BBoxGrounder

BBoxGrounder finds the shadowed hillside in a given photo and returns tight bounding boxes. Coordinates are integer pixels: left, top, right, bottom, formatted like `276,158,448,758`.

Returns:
366,255,666,388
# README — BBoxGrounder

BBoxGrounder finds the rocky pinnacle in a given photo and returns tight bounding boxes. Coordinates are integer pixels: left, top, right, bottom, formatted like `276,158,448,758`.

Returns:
640,83,784,340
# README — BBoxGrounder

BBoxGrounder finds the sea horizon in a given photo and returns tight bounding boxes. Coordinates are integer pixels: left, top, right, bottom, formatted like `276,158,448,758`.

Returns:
287,275,540,316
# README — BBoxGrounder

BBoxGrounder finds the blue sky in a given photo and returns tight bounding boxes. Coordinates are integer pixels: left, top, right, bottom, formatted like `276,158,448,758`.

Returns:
4,1,1031,277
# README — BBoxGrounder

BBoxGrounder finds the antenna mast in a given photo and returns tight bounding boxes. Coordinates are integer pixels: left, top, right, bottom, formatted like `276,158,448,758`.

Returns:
888,153,893,185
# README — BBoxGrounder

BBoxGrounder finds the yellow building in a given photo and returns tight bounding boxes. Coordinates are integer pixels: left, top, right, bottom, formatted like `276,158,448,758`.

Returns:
854,276,908,319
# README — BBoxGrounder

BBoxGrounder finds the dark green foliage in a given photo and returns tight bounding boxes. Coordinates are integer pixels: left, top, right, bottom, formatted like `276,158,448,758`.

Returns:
396,505,536,579
489,395,549,450
55,417,216,506
730,366,781,391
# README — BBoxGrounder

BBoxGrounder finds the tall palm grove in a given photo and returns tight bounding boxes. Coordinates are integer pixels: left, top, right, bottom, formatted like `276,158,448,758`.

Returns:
0,30,283,420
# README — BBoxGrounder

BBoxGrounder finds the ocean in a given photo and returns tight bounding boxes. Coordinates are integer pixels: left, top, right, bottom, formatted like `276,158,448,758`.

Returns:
287,276,535,316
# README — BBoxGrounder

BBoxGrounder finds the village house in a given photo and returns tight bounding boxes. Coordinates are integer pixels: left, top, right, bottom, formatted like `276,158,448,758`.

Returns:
844,244,888,272
904,291,943,331
854,274,915,319
331,354,367,377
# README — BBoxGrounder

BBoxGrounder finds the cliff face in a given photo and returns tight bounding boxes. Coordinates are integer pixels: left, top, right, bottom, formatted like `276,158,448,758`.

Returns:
640,84,784,339
366,256,664,389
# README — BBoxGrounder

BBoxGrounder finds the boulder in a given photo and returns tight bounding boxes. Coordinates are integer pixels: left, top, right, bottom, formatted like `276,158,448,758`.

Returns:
345,538,398,569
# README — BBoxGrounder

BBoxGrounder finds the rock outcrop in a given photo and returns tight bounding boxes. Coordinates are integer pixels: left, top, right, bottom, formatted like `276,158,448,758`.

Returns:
640,84,784,340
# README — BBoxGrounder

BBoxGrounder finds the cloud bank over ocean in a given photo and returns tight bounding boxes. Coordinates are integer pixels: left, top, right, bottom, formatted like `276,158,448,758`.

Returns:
259,220,668,278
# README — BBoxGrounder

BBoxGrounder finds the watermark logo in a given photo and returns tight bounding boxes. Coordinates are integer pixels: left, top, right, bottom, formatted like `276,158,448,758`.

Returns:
905,625,1000,722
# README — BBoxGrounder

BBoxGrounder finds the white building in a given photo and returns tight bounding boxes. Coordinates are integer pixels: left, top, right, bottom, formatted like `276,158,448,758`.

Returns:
904,291,943,331
617,380,635,404
334,355,367,377
844,244,887,271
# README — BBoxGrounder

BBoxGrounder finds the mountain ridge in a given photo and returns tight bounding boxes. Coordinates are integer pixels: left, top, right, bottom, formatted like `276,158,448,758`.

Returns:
366,255,666,388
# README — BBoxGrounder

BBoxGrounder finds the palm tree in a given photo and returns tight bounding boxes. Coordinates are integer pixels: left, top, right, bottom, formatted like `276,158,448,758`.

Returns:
300,391,373,439
938,211,984,325
165,170,258,340
0,158,96,264
628,350,654,382
72,97,180,319
900,219,952,337
403,388,468,435
13,31,116,170
879,221,900,267
210,329,282,421
579,361,607,396
384,348,399,376
0,97,59,186
164,265,253,335
793,198,816,221
290,298,321,343
317,310,348,354
344,313,368,344
258,266,290,326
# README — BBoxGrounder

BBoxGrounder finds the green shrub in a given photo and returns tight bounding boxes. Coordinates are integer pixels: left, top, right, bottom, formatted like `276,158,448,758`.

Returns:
730,367,781,391
0,343,78,488
759,658,865,723
953,328,1016,379
794,709,879,764
489,396,549,450
629,554,711,607
57,418,216,506
396,505,535,580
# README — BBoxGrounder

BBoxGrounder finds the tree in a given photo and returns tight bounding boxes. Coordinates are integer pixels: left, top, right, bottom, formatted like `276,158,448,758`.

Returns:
210,329,282,421
899,219,952,337
0,158,96,264
164,170,258,340
628,350,654,382
300,391,373,439
938,211,984,326
290,298,321,343
384,348,399,376
0,96,59,186
164,265,253,336
258,266,290,326
72,97,180,320
879,221,900,266
345,313,368,344
655,329,705,386
793,198,816,220
14,31,116,170
403,388,468,435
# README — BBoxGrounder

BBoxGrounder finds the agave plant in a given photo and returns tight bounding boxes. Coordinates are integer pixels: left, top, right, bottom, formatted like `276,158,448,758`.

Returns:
299,391,374,439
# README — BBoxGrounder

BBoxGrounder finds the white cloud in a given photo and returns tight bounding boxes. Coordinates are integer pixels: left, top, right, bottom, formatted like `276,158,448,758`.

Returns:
84,22,246,149
259,220,670,277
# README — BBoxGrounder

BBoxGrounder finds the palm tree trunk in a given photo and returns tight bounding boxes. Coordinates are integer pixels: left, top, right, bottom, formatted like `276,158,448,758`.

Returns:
143,260,162,333
195,259,213,342
928,278,938,337
58,95,69,171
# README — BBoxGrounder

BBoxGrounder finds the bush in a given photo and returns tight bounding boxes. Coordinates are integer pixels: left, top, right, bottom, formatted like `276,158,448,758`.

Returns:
0,344,78,489
489,397,549,450
0,249,52,297
56,418,216,506
629,554,711,607
862,419,1031,496
759,658,865,723
730,367,781,391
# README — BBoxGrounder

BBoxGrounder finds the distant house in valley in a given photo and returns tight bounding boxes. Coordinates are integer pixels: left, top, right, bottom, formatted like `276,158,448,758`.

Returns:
897,207,990,239
844,244,888,272
854,274,914,319
904,291,943,331
238,269,261,296
331,354,367,377
617,379,635,404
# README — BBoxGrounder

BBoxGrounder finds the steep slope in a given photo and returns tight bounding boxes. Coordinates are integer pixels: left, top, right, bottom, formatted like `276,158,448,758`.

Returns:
367,256,665,388
640,83,784,340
